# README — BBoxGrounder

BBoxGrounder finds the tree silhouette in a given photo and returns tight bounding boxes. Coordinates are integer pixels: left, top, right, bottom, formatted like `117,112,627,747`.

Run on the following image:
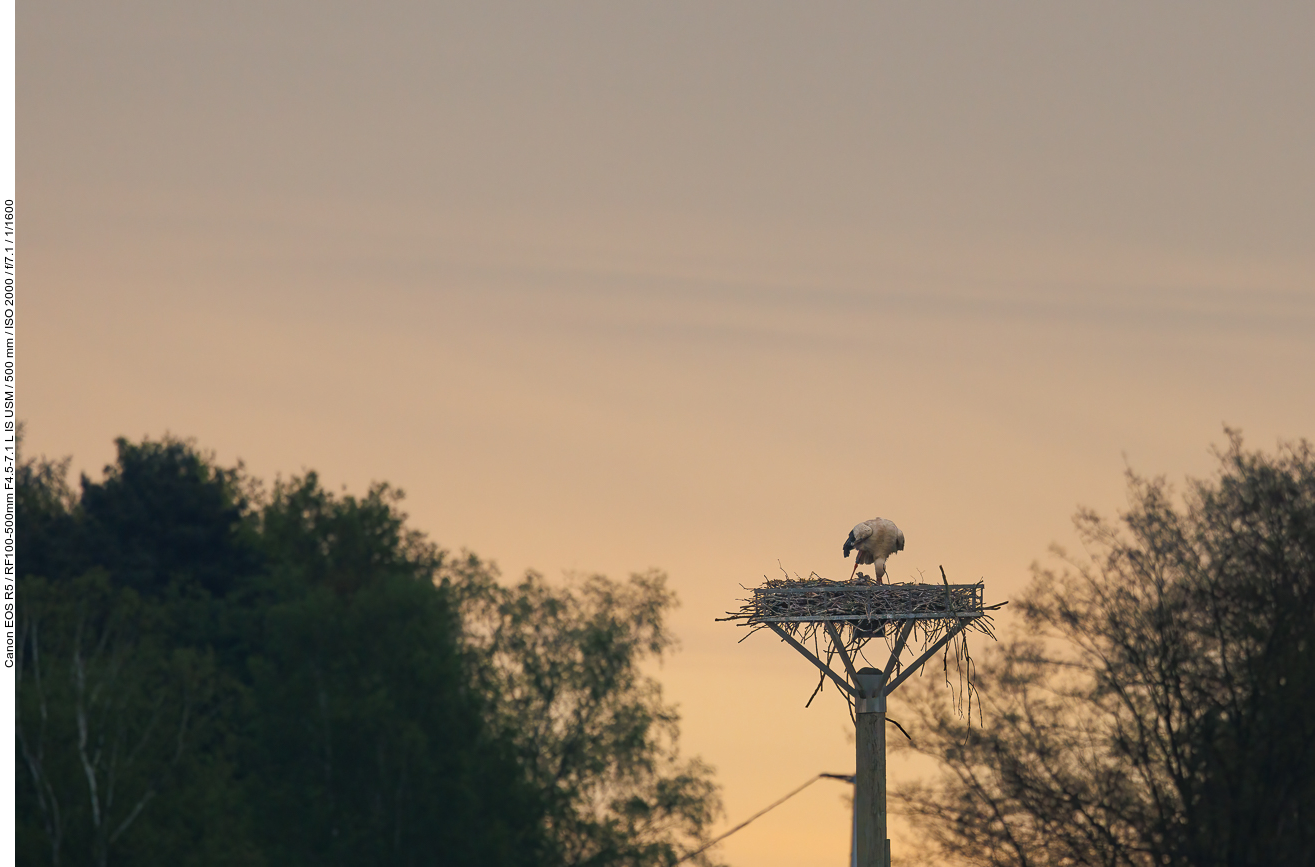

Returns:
454,567,724,867
16,435,723,867
897,432,1315,867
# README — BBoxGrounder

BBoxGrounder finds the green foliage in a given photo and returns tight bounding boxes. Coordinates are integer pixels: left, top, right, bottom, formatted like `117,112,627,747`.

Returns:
455,569,724,867
16,434,722,867
243,577,543,866
14,448,77,586
16,571,248,867
897,432,1315,867
258,472,439,595
15,435,260,867
244,477,548,867
76,438,260,599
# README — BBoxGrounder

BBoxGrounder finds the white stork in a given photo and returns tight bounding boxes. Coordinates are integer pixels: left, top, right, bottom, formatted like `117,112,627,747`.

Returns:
843,517,904,583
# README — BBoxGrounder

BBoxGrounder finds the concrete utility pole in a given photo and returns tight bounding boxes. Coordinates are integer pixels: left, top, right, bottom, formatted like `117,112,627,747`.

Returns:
855,668,889,867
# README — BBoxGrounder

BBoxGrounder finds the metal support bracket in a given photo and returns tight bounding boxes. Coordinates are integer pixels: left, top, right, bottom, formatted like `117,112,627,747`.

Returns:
855,678,887,714
824,621,862,686
882,619,970,695
767,622,858,697
874,620,915,694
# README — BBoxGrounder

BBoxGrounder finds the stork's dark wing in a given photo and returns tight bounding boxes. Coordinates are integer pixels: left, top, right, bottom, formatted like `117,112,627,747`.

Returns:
844,521,874,558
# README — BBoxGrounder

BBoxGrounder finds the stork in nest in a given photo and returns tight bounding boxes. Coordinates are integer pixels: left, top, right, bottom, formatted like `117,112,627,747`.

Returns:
843,517,905,583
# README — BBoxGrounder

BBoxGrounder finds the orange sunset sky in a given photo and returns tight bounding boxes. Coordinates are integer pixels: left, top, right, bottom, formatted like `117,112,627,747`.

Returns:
20,3,1315,866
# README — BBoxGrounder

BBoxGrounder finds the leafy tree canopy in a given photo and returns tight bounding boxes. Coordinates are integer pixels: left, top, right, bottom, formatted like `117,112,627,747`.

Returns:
16,434,722,867
897,432,1315,867
455,568,723,867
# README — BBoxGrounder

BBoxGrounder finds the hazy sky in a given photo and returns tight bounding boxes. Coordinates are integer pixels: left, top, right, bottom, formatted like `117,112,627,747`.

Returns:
21,3,1315,865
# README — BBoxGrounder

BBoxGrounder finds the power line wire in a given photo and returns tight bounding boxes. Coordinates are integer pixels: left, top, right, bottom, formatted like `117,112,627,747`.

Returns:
675,773,838,865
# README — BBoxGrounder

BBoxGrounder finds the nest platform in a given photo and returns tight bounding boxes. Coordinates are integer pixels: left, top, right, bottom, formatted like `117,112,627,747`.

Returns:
734,577,984,623
720,574,1004,711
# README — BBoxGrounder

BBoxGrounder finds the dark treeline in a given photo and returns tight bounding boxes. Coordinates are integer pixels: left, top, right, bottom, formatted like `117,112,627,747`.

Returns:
15,436,723,867
898,432,1315,867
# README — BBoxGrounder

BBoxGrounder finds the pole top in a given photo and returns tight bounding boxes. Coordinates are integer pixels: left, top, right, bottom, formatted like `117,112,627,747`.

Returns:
855,667,887,714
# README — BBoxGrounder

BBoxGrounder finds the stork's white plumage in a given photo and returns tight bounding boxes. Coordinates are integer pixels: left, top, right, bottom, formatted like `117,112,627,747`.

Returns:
843,517,905,583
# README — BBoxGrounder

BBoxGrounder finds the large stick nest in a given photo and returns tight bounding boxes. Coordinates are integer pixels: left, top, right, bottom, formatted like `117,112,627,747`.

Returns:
719,570,1005,716
721,573,998,633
